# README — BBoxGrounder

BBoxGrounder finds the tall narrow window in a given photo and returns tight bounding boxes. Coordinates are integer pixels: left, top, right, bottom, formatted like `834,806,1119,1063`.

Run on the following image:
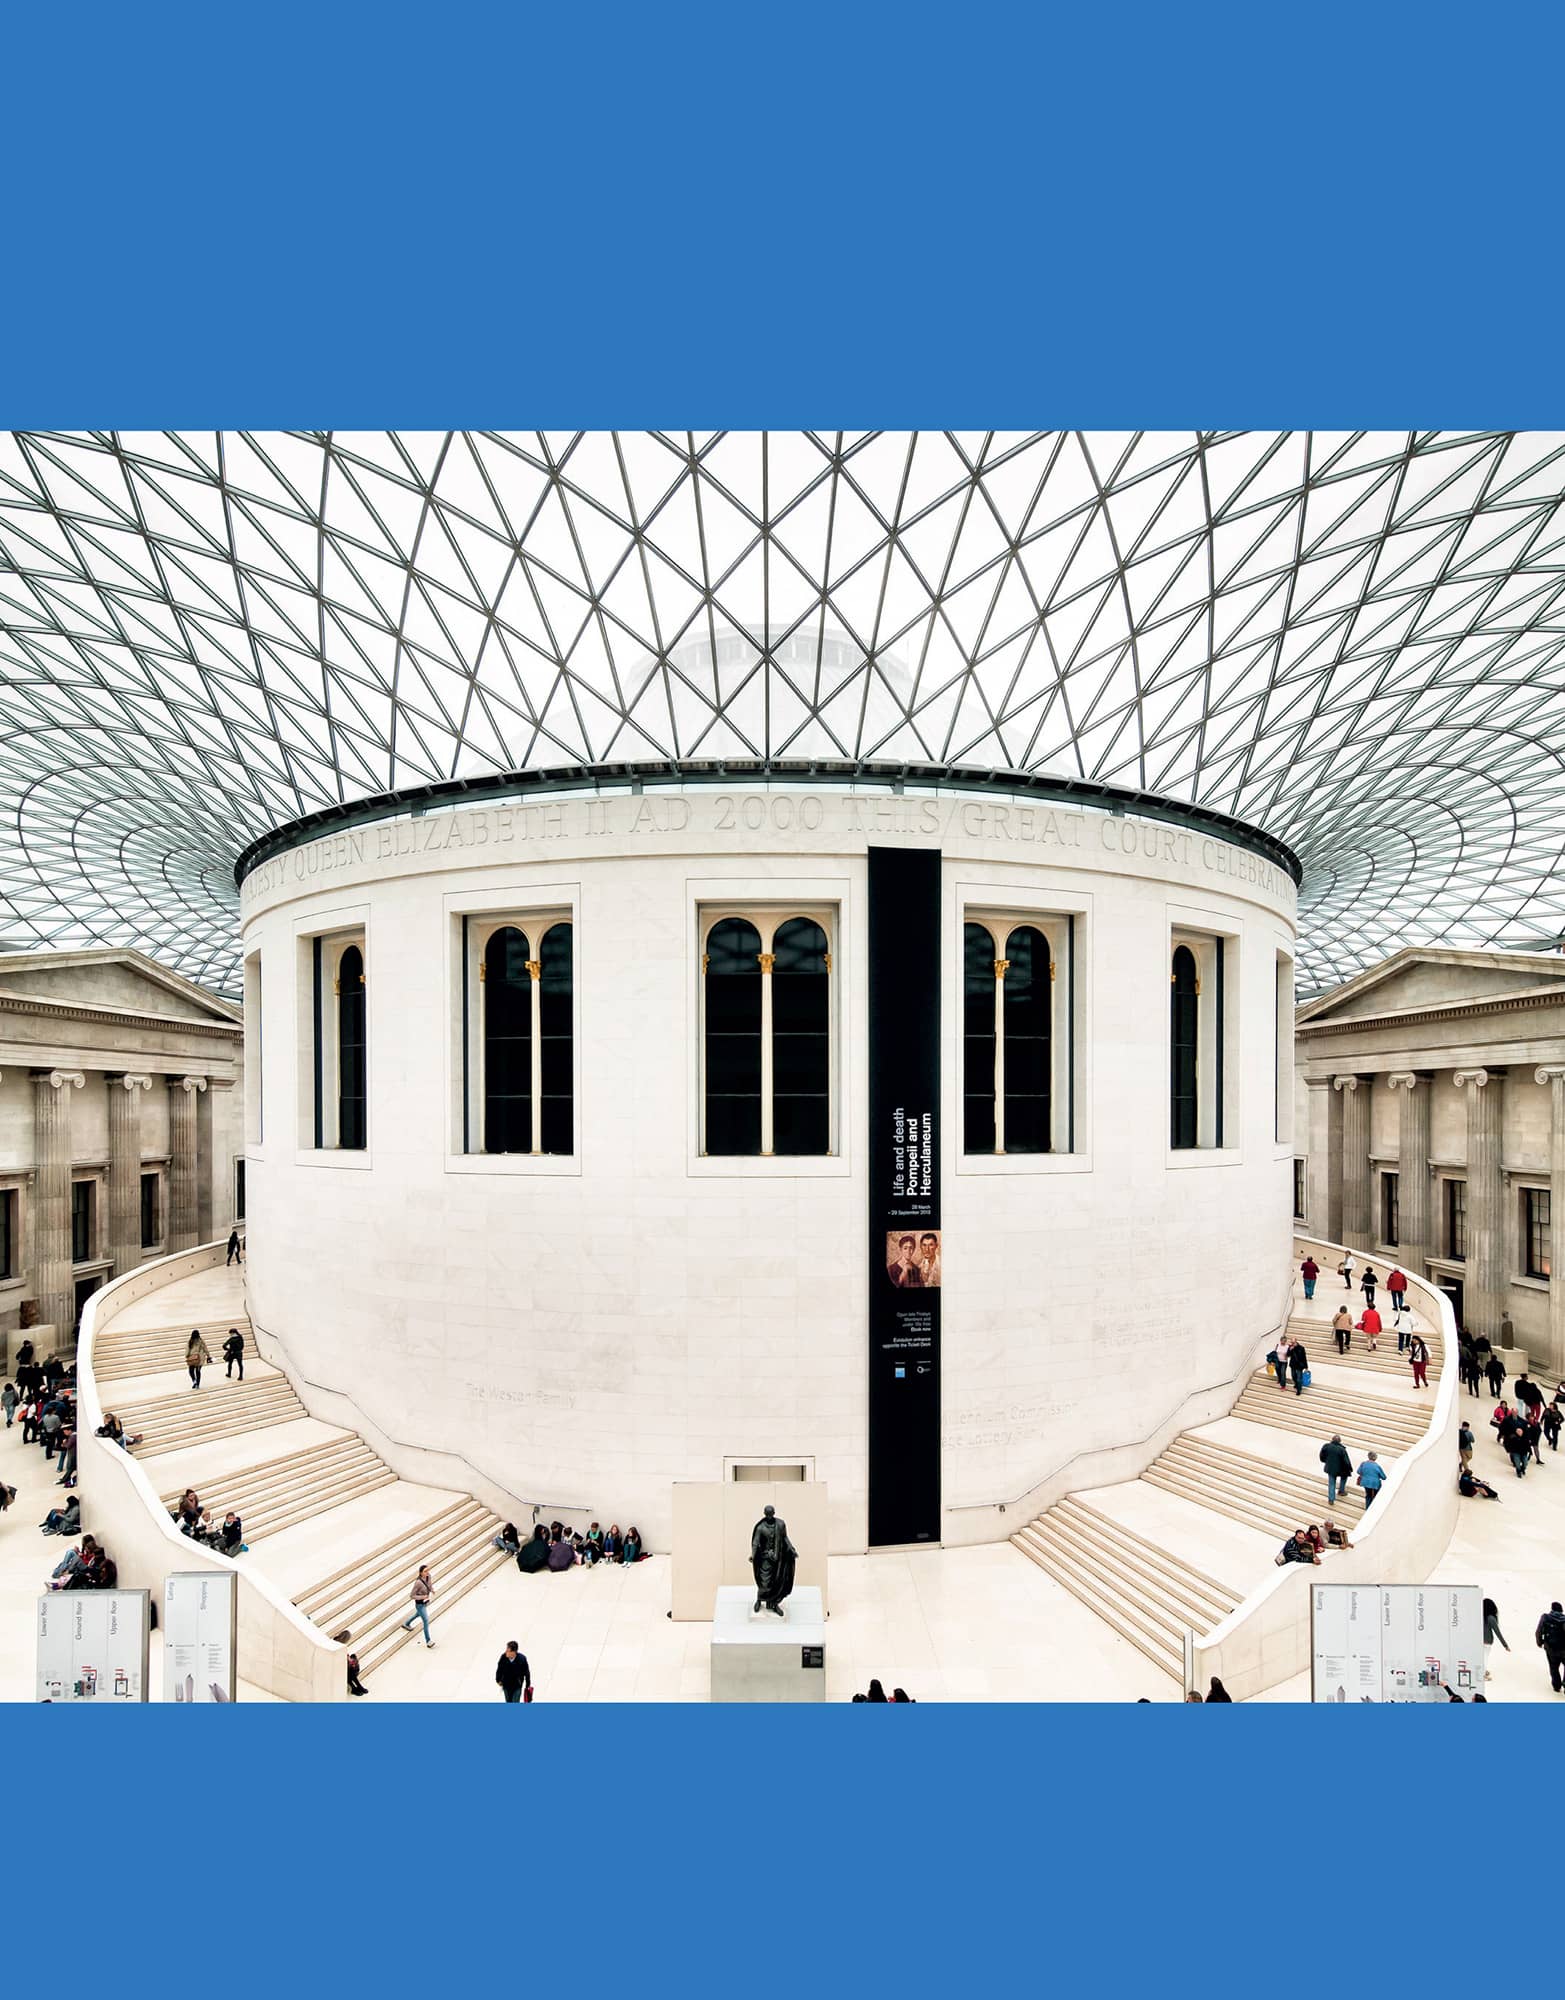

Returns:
483,926,533,1153
234,1159,246,1223
1382,1171,1400,1247
1447,1179,1468,1260
1170,944,1199,1149
1525,1188,1551,1279
1293,1159,1306,1220
1002,924,1051,1153
771,918,830,1156
71,1180,94,1263
0,1189,15,1280
538,922,574,1155
703,918,763,1155
963,923,997,1154
337,944,367,1150
140,1172,159,1248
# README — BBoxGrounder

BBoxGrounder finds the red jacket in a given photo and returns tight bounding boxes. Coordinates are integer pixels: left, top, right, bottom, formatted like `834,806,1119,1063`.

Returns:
1357,1308,1382,1333
1387,1269,1407,1291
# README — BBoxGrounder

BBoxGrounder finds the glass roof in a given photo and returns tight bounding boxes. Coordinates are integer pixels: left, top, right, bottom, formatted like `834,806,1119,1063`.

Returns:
3,430,1564,997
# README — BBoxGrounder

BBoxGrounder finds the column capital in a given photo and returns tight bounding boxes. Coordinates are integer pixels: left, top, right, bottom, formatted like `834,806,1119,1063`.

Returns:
1535,1065,1565,1087
112,1072,154,1092
1454,1067,1506,1089
31,1068,85,1091
1332,1073,1362,1093
173,1074,208,1095
1385,1071,1429,1092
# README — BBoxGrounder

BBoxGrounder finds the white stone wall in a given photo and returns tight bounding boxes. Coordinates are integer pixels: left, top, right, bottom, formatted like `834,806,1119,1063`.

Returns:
242,786,1297,1551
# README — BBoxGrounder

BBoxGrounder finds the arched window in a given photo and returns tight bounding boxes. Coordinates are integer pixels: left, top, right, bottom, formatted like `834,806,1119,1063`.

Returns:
538,921,574,1155
703,918,763,1155
1002,924,1051,1153
337,944,367,1150
771,918,829,1155
484,926,533,1153
963,922,997,1153
1170,943,1199,1149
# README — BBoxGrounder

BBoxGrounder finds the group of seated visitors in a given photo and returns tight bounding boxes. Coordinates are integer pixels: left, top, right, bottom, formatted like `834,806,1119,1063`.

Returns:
498,1519,649,1572
1276,1518,1354,1566
46,1533,119,1590
852,1680,915,1702
168,1488,246,1555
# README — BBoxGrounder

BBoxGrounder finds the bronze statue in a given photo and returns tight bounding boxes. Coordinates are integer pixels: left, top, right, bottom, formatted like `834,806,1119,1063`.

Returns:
750,1504,797,1616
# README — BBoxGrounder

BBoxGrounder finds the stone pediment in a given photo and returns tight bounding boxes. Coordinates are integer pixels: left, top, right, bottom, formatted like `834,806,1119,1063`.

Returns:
1298,947,1565,1028
0,948,240,1027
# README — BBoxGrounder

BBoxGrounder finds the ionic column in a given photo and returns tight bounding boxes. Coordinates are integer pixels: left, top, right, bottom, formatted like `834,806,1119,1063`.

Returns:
107,1073,153,1277
168,1075,207,1251
31,1069,84,1342
1334,1074,1370,1249
1455,1067,1506,1341
1536,1065,1565,1378
1386,1072,1431,1278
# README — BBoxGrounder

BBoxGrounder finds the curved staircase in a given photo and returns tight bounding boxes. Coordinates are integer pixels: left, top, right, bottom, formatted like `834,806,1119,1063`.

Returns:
112,1278,515,1686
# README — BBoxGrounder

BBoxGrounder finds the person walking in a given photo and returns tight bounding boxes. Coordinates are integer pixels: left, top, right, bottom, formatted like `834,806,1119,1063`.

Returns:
1320,1434,1353,1506
1535,1602,1565,1693
1525,1412,1545,1467
1543,1402,1562,1454
401,1565,435,1647
1358,1305,1382,1352
495,1640,532,1703
1458,1420,1475,1468
1356,1451,1387,1508
186,1329,210,1390
1273,1333,1292,1392
1,1381,14,1428
1485,1351,1506,1397
1332,1306,1353,1356
1500,1409,1530,1478
1287,1337,1309,1398
222,1328,245,1381
1360,1265,1378,1310
346,1651,369,1696
1338,1249,1356,1292
1483,1597,1510,1681
226,1228,243,1266
1386,1267,1408,1317
1300,1255,1320,1302
1408,1332,1431,1390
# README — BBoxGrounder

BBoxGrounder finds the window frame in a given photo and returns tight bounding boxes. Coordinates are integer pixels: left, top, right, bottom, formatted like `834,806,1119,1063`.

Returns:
0,1185,17,1282
1446,1176,1468,1261
1293,1157,1306,1221
139,1169,164,1252
1380,1168,1400,1249
960,908,1073,1159
294,912,372,1163
1167,918,1241,1163
460,907,577,1160
70,1178,96,1265
1522,1184,1551,1281
698,902,838,1160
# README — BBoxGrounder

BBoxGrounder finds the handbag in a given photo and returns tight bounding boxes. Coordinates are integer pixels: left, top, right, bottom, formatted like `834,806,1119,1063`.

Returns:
523,1684,535,1703
1300,1369,1312,1387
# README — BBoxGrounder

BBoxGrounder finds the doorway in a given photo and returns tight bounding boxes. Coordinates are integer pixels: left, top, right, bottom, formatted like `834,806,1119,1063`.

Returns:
1436,1275,1464,1330
73,1275,102,1333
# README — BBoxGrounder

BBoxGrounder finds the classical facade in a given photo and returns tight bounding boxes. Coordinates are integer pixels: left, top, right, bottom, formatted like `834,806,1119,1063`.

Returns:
0,949,244,1358
1294,947,1565,1372
240,774,1298,1554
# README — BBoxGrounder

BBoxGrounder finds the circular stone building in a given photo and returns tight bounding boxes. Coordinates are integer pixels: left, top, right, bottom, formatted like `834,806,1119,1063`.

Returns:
237,764,1299,1553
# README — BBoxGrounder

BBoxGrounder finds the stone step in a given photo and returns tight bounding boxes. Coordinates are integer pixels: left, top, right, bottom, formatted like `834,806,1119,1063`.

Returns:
1009,1530,1182,1680
1166,1434,1367,1514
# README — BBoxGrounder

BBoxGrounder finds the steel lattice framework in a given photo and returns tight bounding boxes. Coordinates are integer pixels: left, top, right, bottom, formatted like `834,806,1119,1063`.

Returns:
3,429,1565,997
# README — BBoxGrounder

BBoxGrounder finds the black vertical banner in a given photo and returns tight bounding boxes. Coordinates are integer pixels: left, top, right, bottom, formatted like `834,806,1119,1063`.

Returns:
867,844,941,1546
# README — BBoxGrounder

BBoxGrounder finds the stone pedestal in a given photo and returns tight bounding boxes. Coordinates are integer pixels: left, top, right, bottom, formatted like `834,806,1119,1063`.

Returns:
1456,1067,1506,1342
30,1069,83,1342
709,1585,826,1703
107,1073,152,1277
